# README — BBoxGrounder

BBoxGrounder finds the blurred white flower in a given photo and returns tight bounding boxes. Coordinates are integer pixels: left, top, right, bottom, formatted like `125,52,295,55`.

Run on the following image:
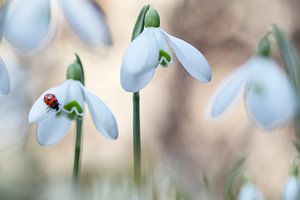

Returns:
238,183,264,200
2,0,112,52
282,176,300,200
0,58,9,94
120,26,211,92
2,0,51,52
210,56,297,129
58,0,112,47
29,79,118,145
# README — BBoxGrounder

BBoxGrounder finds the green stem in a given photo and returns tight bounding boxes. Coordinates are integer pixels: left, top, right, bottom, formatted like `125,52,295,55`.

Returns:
72,119,83,184
133,92,141,183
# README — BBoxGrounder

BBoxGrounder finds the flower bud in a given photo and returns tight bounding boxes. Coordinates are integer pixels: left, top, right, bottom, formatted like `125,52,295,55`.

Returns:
144,6,160,28
66,54,85,85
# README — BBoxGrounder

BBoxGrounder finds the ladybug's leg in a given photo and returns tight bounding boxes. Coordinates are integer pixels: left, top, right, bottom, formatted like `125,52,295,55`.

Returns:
46,107,51,113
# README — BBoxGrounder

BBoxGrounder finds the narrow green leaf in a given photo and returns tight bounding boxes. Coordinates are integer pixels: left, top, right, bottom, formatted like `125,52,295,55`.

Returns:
131,5,150,42
272,25,300,92
224,157,246,200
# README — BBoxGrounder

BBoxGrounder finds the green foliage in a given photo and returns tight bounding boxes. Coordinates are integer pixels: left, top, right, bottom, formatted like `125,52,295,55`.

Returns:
131,5,150,41
272,25,300,94
224,157,246,200
257,35,271,57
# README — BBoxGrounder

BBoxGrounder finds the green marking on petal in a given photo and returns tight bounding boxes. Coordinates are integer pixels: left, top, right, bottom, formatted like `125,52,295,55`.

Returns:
252,83,265,96
159,49,171,67
63,100,83,120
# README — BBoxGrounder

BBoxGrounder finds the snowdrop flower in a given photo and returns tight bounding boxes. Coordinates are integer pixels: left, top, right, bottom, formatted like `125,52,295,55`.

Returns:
238,183,264,200
0,58,9,94
120,6,211,92
282,176,300,200
282,163,300,200
2,0,52,52
2,0,112,52
210,36,296,129
28,55,118,145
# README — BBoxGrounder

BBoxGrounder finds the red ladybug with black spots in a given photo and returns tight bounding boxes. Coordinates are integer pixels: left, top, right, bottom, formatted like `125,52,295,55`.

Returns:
44,93,60,111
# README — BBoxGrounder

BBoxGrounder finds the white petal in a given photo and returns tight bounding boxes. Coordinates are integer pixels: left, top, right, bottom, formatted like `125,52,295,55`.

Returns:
37,113,72,146
29,81,71,123
245,57,296,129
120,28,159,92
154,29,173,65
282,176,300,200
63,80,85,116
210,65,249,116
238,183,264,200
162,30,211,82
81,87,118,139
0,58,10,94
58,0,112,46
3,0,51,52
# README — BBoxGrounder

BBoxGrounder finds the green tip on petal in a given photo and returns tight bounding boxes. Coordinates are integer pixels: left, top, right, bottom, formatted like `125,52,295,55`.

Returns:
66,53,85,85
257,35,271,57
144,6,160,28
159,49,171,67
131,4,150,41
63,100,83,120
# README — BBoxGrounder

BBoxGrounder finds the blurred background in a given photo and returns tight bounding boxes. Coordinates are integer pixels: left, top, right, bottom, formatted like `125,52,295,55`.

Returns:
0,0,300,199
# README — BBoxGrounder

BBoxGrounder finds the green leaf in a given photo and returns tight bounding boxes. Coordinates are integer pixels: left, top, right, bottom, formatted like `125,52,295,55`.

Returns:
131,5,150,42
257,35,271,57
272,25,300,93
224,157,246,200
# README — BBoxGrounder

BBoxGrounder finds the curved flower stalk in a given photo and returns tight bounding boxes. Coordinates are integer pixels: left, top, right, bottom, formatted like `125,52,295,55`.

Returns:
120,6,211,92
282,163,300,200
1,0,112,52
238,183,264,200
0,58,9,94
210,36,297,129
28,55,118,145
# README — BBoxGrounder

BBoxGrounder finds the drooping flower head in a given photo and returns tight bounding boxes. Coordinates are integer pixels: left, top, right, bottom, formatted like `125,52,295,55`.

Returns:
238,182,264,200
29,55,118,145
210,35,297,129
2,0,112,52
282,161,300,200
120,5,211,92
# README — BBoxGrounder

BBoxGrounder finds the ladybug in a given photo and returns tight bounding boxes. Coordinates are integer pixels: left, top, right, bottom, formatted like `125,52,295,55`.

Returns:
44,93,60,111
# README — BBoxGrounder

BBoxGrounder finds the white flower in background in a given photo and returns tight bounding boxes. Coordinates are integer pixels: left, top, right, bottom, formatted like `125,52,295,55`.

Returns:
282,176,300,200
0,58,9,94
28,79,118,145
2,0,52,52
120,6,211,92
238,183,264,200
2,0,112,52
210,56,297,129
58,0,112,47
